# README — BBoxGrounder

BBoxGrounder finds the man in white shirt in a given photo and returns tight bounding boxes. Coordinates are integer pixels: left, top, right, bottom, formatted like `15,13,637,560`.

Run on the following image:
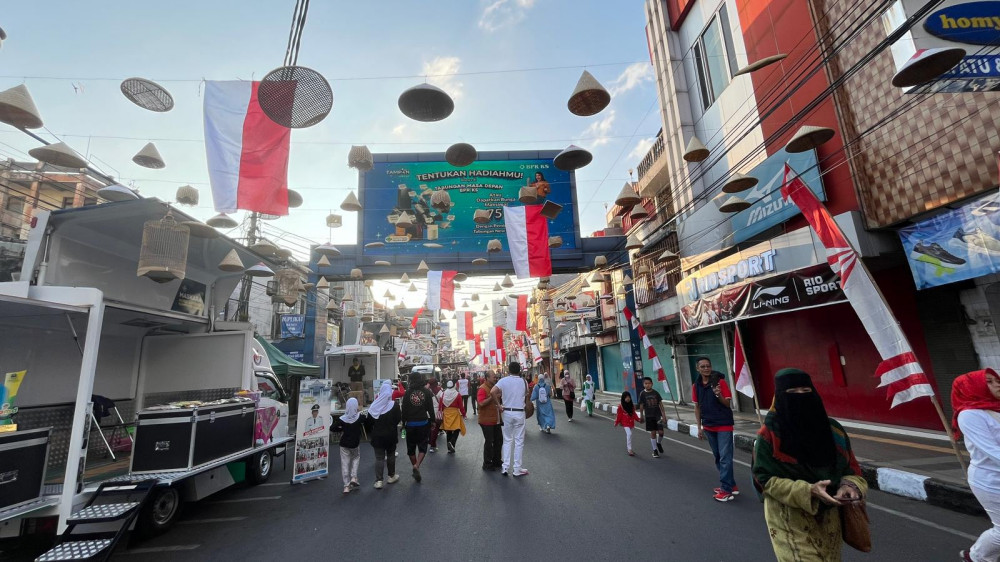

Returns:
490,362,529,477
304,404,324,433
457,373,470,412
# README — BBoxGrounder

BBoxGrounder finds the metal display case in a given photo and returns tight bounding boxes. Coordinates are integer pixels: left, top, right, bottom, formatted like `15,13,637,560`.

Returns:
0,427,51,511
131,401,255,474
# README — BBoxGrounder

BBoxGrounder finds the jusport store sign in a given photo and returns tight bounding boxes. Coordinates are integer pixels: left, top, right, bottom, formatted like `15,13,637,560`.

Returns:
677,227,846,332
358,151,580,257
896,0,1000,92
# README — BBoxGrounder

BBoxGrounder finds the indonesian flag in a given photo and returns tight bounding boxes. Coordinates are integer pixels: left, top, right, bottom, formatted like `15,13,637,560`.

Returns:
426,270,457,311
782,164,935,408
410,307,424,330
733,326,755,398
474,334,483,359
487,326,504,351
506,295,529,333
623,306,671,394
455,311,474,341
204,81,291,216
526,333,543,365
503,205,552,278
397,340,408,362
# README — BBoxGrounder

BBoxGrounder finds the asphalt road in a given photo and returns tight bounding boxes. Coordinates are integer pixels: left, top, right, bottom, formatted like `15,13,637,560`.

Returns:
11,408,992,561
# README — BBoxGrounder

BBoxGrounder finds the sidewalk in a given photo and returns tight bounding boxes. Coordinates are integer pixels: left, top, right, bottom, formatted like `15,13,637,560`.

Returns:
585,391,982,516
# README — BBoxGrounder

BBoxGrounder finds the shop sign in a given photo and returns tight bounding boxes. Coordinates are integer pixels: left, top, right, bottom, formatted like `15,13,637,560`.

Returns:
280,314,305,338
680,263,846,332
899,191,1000,289
586,317,604,333
686,249,777,301
925,2,1000,45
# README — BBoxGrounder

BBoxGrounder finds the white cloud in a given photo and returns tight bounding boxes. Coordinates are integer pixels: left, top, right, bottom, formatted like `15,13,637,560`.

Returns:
628,137,655,161
479,0,537,32
609,62,654,96
391,123,407,136
422,56,464,100
581,109,616,148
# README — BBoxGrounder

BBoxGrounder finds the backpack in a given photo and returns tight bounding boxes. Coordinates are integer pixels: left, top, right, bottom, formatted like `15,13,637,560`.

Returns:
538,385,548,403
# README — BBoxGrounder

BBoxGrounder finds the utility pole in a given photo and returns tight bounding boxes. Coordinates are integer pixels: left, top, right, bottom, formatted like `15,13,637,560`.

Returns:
235,212,259,322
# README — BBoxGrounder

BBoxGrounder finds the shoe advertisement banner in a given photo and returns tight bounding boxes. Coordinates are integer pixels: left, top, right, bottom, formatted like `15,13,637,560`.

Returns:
899,192,1000,289
680,264,846,332
292,378,332,483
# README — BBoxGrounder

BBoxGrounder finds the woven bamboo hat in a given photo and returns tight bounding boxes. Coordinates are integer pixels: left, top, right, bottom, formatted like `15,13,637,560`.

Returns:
0,84,43,129
30,142,86,168
133,142,165,169
567,70,611,117
683,136,709,162
348,145,374,171
445,143,477,167
341,191,362,212
176,185,199,206
218,249,245,272
206,213,238,229
615,183,641,207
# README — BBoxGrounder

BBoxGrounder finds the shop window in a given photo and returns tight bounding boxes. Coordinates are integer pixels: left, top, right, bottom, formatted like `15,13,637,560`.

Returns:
693,6,738,110
5,196,24,214
62,196,75,209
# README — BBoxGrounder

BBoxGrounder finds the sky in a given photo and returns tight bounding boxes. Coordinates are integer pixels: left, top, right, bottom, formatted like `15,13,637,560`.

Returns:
0,0,659,251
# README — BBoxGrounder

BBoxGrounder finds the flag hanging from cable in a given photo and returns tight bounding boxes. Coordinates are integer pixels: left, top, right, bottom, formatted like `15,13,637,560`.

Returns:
782,164,934,408
204,81,291,216
455,311,474,341
410,307,424,330
426,270,457,311
503,205,552,278
732,325,755,398
506,295,529,333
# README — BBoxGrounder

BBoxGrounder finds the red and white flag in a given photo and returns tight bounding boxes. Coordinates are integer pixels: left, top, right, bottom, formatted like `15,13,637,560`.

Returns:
426,270,457,311
455,311,474,341
474,334,483,359
410,307,424,330
204,81,291,216
733,326,755,398
503,205,552,278
397,340,408,362
506,295,529,333
487,326,504,351
623,306,671,395
782,164,935,408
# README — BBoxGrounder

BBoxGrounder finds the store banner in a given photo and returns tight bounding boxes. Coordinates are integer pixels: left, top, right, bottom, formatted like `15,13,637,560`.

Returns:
292,379,332,483
280,314,306,338
680,263,847,332
899,191,1000,289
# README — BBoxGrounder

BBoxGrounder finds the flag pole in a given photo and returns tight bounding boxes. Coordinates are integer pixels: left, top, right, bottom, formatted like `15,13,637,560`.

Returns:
734,323,764,427
785,163,966,471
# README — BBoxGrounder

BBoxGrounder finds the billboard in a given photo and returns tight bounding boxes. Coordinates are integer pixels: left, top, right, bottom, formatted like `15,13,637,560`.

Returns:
359,153,578,256
729,148,824,245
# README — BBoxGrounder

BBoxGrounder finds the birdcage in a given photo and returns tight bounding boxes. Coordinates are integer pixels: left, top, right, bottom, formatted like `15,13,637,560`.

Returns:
348,145,374,171
137,210,190,283
326,213,342,228
176,185,199,206
272,268,301,306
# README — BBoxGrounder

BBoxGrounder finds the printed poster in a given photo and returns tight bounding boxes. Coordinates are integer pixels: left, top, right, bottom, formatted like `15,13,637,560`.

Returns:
292,378,332,483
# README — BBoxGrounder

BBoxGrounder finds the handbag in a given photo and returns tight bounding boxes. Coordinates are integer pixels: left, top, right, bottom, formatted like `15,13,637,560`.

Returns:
523,380,535,418
840,499,872,552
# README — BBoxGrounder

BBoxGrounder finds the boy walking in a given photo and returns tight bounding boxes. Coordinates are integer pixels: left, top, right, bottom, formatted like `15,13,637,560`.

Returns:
638,377,667,458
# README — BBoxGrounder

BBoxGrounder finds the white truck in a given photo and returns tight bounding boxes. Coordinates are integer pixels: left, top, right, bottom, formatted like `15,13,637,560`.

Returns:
0,200,295,559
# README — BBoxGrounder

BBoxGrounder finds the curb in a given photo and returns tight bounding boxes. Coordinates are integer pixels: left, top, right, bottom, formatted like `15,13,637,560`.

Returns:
585,397,984,516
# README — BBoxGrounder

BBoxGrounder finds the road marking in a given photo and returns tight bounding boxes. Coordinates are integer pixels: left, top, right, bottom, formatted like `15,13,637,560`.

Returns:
123,545,200,555
210,496,281,504
848,433,968,456
178,517,247,524
258,482,286,486
658,435,980,541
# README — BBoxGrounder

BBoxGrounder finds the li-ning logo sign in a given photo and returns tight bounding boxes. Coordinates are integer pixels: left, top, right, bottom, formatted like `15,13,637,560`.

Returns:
686,249,777,301
925,2,1000,45
751,286,790,309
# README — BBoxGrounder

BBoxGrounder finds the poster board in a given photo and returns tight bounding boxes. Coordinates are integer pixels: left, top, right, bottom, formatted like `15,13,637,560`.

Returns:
292,378,332,483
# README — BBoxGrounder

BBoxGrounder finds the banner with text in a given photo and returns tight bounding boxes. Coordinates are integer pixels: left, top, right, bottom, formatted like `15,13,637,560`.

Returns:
292,378,332,483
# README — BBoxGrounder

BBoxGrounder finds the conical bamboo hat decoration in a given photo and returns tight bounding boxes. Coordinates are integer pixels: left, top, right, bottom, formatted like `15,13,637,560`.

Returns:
501,274,514,288
206,213,238,229
722,173,759,194
658,249,679,260
553,144,592,171
29,142,87,169
445,143,477,167
400,273,410,284
615,183,641,207
472,293,480,301
326,299,338,311
176,185,199,206
487,239,502,253
316,277,330,290
567,70,611,117
594,255,607,267
341,191,362,212
472,258,488,265
287,189,303,208
629,205,649,221
317,255,331,267
622,274,633,285
493,283,502,291
683,135,709,162
785,125,835,154
348,145,374,171
0,84,43,129
408,283,418,292
350,268,363,279
97,184,138,202
417,260,429,273
499,298,509,307
315,243,341,257
133,142,165,169
625,234,643,250
250,239,278,255
218,249,245,272
717,195,751,213
892,47,966,88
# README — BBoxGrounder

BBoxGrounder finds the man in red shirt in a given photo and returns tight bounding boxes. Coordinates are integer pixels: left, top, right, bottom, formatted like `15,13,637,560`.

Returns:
692,356,738,502
477,371,502,470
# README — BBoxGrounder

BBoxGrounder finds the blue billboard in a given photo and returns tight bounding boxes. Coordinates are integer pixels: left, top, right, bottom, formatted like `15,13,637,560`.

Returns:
730,149,825,245
359,152,579,256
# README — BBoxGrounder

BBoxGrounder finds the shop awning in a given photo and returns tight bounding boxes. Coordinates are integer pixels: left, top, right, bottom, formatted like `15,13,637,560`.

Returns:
256,336,319,378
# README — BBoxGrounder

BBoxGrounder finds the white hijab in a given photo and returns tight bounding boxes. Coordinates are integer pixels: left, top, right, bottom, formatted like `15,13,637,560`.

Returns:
442,380,460,405
368,381,394,419
340,397,360,424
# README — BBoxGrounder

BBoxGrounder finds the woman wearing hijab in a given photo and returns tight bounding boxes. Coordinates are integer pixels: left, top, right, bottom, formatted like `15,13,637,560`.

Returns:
752,368,866,562
427,377,443,453
439,380,467,453
364,381,401,489
613,391,640,456
331,397,364,495
561,370,577,422
582,375,596,417
530,374,557,434
952,369,1000,562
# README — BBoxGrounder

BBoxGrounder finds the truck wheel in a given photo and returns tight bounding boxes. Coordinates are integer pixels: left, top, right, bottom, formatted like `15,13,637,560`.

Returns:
137,487,182,538
247,449,273,484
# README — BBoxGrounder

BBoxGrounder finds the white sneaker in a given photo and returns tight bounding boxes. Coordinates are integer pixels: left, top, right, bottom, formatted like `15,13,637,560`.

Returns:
387,474,400,484
374,480,383,489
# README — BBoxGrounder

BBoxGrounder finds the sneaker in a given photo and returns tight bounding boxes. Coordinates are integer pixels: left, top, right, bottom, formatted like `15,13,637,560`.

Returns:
342,486,351,494
546,427,552,434
913,240,966,264
714,486,740,496
501,470,508,477
374,480,384,489
387,474,399,484
568,418,573,422
657,442,664,453
955,228,1000,255
513,469,529,477
652,450,660,458
447,442,455,453
627,450,635,456
960,549,973,562
349,480,360,489
713,491,735,502
412,468,421,482
428,447,436,453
